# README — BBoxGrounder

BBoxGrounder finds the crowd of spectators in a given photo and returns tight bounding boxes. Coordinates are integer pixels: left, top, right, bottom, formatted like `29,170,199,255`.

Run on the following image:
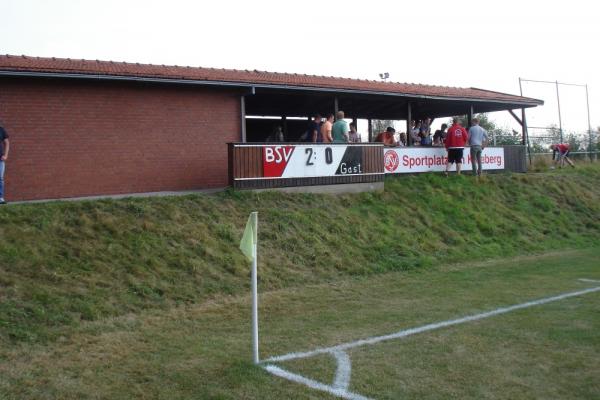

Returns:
373,117,444,147
260,115,502,177
266,115,479,154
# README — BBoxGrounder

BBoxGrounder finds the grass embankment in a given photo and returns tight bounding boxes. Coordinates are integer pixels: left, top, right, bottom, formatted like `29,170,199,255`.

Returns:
0,166,599,345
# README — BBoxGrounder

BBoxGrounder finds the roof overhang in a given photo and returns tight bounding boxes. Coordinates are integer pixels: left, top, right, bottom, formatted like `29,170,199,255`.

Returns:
0,70,543,119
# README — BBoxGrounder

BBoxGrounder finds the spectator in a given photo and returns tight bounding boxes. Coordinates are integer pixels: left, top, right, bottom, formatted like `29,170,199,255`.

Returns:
375,127,397,146
398,132,407,147
307,114,322,142
411,121,421,145
332,111,349,143
444,117,469,176
348,122,361,143
419,130,431,146
0,123,9,204
420,117,432,136
321,114,334,143
408,120,416,144
266,126,284,142
433,123,448,146
468,118,488,177
550,143,575,168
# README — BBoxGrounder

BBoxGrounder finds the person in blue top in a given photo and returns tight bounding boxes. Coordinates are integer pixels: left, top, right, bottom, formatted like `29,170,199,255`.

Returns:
331,111,349,143
307,114,322,142
0,124,10,204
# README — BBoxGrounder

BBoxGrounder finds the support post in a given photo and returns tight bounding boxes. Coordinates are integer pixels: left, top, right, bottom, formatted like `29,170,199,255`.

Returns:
467,105,474,128
334,97,339,115
368,119,373,142
519,77,531,165
406,102,412,146
282,116,287,140
240,95,247,142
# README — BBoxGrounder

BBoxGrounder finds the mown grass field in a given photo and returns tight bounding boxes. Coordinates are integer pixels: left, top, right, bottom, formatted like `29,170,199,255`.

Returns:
1,248,598,399
0,166,599,398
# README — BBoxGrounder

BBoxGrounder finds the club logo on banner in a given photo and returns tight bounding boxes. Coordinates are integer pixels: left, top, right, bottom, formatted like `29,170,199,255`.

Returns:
384,150,400,172
262,145,364,178
263,146,295,177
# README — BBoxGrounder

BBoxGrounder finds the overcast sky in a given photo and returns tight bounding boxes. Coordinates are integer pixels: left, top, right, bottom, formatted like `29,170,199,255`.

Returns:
1,0,598,135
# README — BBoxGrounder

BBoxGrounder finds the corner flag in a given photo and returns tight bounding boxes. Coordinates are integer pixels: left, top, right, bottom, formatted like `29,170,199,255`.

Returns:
240,212,258,262
240,211,260,364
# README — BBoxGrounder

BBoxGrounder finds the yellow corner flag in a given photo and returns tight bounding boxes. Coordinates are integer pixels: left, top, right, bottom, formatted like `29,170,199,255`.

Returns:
240,212,258,262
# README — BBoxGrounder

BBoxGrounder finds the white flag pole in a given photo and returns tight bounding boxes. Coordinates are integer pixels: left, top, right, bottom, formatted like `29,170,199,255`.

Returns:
251,215,259,364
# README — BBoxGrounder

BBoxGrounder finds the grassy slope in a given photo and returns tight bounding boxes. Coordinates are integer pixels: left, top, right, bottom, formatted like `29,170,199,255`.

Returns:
0,166,599,344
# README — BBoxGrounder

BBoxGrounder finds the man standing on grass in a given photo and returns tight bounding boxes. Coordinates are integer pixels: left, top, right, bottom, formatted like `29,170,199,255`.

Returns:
444,117,469,176
468,117,488,177
0,123,9,205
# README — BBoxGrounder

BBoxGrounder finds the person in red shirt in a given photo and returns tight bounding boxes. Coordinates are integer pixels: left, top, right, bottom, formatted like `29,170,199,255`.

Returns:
550,143,575,168
444,117,469,175
375,127,398,146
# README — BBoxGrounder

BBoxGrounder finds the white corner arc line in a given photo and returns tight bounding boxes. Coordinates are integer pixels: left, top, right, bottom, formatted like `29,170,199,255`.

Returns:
332,350,352,391
264,365,373,400
264,286,600,363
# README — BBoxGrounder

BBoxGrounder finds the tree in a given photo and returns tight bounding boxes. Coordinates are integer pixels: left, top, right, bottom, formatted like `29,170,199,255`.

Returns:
565,132,582,152
372,120,396,135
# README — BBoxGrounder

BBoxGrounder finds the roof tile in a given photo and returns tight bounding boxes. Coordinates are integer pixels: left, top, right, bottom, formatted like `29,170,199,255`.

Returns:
0,54,542,104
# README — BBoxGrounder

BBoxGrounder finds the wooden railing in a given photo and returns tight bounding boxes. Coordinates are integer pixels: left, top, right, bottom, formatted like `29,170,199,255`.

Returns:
229,143,385,189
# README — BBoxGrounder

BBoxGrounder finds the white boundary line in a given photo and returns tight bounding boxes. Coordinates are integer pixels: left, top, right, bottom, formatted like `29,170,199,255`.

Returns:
264,364,372,400
264,285,600,363
332,350,352,391
578,278,600,283
262,284,600,399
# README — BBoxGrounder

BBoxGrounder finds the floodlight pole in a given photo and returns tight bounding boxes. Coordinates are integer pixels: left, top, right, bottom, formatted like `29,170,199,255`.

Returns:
521,77,590,158
555,80,564,143
585,84,594,161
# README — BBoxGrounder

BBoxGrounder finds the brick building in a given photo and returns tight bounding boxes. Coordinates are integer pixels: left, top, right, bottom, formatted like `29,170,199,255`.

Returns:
0,55,542,201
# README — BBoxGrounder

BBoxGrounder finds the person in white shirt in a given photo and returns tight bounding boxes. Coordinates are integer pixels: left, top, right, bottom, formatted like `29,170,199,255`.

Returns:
468,118,488,177
348,123,361,143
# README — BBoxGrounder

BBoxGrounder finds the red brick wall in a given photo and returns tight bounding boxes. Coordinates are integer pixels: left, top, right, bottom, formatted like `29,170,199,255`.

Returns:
0,77,242,201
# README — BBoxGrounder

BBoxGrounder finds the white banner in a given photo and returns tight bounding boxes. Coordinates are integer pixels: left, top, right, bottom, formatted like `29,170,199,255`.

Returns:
262,144,367,178
383,147,505,174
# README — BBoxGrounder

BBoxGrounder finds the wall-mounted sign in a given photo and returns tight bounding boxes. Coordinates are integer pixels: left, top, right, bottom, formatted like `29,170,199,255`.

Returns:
384,147,505,174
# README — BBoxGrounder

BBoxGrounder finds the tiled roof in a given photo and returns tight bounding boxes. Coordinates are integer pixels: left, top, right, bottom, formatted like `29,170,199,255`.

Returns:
0,54,542,105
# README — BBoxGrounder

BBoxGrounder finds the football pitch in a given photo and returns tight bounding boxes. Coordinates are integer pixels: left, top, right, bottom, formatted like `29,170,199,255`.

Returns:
2,248,599,399
258,249,600,399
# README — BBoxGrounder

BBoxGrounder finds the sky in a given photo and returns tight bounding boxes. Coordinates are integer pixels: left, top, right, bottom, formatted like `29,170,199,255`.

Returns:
1,0,598,137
